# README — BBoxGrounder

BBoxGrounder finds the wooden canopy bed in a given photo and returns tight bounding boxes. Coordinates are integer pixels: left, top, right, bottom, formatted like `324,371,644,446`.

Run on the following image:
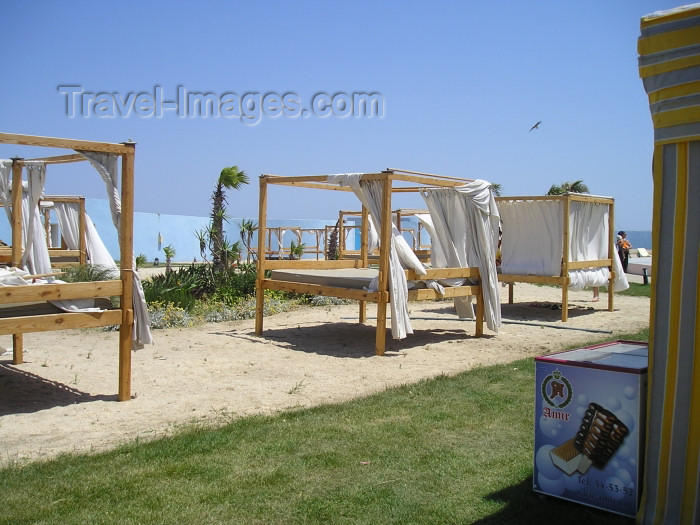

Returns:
255,170,502,356
262,226,329,260
336,208,431,262
0,132,143,401
41,195,88,267
0,195,88,267
494,194,625,322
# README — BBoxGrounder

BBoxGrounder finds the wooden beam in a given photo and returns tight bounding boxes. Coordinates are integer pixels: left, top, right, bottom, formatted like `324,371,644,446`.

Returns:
567,259,612,270
11,161,22,268
0,310,123,335
255,176,268,336
262,279,382,302
118,146,135,401
562,196,571,322
15,153,86,165
0,133,134,155
498,274,568,285
405,267,480,280
359,207,369,324
375,176,392,355
608,200,615,313
12,333,23,364
0,280,122,303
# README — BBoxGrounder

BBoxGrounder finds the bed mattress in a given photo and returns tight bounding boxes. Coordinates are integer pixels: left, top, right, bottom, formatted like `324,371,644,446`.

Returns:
270,268,379,290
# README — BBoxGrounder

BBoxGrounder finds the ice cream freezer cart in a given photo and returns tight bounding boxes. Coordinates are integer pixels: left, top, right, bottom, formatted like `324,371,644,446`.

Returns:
533,340,648,517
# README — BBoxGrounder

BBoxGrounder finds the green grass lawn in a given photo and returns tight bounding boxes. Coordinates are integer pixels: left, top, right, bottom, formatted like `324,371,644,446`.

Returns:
0,333,646,524
604,282,651,298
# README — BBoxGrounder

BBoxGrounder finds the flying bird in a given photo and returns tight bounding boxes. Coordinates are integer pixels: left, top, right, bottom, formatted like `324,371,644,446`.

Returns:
530,121,542,131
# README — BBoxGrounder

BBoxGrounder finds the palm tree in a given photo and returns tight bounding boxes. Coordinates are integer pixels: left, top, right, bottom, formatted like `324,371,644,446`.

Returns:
546,180,589,195
490,182,503,196
237,218,257,263
288,241,306,260
163,244,176,272
135,253,147,270
210,166,249,271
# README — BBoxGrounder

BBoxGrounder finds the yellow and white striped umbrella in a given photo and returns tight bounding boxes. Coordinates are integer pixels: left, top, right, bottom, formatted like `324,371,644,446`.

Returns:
638,4,700,524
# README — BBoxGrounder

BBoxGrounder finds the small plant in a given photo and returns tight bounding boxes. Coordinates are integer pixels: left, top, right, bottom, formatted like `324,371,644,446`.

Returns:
60,264,118,282
287,378,306,395
237,218,257,263
135,253,148,269
163,245,176,272
148,301,195,329
288,240,306,260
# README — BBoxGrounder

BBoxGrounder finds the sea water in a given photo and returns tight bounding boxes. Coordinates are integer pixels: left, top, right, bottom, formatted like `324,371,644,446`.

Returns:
621,231,652,251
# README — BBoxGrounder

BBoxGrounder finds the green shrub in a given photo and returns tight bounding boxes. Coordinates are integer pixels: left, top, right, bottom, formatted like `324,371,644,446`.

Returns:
142,262,258,311
60,264,118,282
148,301,195,329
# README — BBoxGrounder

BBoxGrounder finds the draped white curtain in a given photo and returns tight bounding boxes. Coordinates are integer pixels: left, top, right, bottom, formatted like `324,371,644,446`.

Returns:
327,173,426,339
54,202,118,274
20,162,52,276
421,180,502,332
499,198,628,292
80,152,121,228
0,160,13,227
272,228,286,258
415,214,447,268
0,160,53,276
499,200,564,276
568,201,629,292
77,151,153,348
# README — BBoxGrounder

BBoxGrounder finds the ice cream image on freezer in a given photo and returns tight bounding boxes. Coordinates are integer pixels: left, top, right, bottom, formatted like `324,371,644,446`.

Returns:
550,402,629,475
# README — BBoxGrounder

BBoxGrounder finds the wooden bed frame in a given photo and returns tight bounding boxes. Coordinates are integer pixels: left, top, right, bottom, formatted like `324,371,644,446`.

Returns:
255,170,485,356
261,226,329,260
0,195,88,267
0,133,137,401
337,208,431,262
42,195,88,267
495,194,617,322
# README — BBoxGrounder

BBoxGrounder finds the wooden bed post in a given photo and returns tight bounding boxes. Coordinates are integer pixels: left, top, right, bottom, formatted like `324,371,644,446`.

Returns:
255,176,268,335
11,160,24,363
78,197,87,265
10,161,22,269
358,206,369,324
561,195,571,322
338,211,346,259
118,143,135,401
607,200,615,312
375,174,392,355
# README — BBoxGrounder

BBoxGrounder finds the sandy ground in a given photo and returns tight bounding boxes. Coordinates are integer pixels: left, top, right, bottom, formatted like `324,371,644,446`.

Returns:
0,278,649,466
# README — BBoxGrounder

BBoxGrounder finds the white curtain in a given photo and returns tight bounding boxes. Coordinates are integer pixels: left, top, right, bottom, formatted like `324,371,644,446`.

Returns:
0,160,13,227
499,200,564,276
54,202,81,250
20,162,52,276
499,198,628,292
80,152,121,228
328,173,426,339
54,202,118,275
415,214,447,268
421,180,502,332
272,228,286,258
77,151,153,348
568,201,629,292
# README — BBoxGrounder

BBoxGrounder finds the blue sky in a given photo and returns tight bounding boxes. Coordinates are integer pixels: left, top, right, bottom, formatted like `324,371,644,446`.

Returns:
0,0,683,231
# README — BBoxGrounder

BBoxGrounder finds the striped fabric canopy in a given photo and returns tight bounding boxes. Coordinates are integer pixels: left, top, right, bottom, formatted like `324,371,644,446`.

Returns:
638,4,700,524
